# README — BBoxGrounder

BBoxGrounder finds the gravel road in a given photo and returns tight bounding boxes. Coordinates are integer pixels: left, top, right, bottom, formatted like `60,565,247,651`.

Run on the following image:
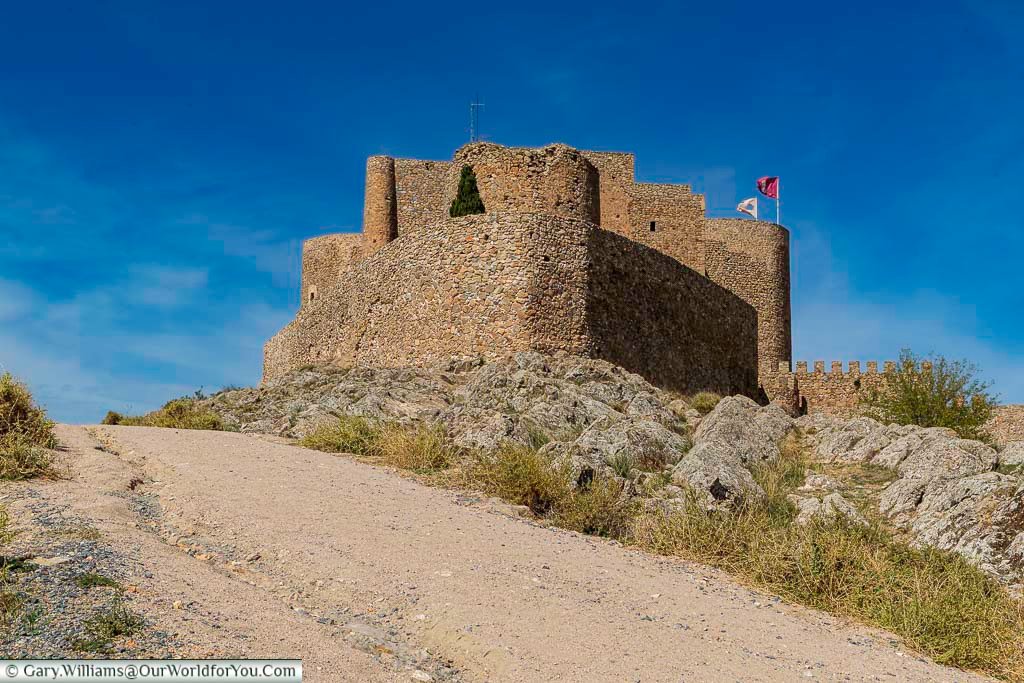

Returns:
10,425,990,682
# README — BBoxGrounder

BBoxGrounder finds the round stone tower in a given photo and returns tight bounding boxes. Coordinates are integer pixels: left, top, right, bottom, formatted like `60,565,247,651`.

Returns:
363,155,398,253
453,143,599,224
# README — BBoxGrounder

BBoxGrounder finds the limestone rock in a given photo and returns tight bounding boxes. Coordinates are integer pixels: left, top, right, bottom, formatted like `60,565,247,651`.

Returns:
694,396,780,464
904,473,1024,584
753,404,795,445
871,427,957,469
798,473,839,492
895,437,996,482
789,493,866,526
999,442,1024,468
814,417,887,462
568,418,690,473
672,441,764,506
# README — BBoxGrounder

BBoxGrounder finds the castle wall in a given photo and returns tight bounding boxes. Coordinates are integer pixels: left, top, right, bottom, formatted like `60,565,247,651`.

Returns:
774,361,892,416
394,159,455,234
264,213,591,380
363,156,398,253
588,229,758,396
580,151,634,235
300,233,364,308
704,218,792,391
453,143,600,223
266,213,760,395
628,184,706,272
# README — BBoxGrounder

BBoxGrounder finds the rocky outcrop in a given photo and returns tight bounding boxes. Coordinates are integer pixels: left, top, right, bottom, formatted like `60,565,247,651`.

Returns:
802,415,1023,589
207,355,1024,590
671,396,794,505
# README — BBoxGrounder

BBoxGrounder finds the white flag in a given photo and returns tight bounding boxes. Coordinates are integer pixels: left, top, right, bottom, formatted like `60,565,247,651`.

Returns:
737,197,758,219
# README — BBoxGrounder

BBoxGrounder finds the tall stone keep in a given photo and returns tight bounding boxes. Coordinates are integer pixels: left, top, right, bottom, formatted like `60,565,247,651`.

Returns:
267,142,796,405
363,155,398,253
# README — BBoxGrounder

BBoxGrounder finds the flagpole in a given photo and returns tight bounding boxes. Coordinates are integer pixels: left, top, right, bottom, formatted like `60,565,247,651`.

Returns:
776,180,781,225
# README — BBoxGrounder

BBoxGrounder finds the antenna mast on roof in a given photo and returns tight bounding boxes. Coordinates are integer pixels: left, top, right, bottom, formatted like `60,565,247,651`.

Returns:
469,94,484,142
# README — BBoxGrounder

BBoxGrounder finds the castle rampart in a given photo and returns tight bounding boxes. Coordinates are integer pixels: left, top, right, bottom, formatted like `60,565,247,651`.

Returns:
769,360,892,415
394,158,455,234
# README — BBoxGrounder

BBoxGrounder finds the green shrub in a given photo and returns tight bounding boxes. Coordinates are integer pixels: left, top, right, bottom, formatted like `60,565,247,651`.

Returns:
0,373,56,449
101,411,123,425
688,391,722,416
862,349,996,441
75,573,122,591
73,601,144,653
0,441,55,481
109,398,227,431
298,416,381,455
449,165,485,217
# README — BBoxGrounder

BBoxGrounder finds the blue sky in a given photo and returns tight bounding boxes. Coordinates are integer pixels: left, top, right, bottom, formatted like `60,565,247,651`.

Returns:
2,1,1022,423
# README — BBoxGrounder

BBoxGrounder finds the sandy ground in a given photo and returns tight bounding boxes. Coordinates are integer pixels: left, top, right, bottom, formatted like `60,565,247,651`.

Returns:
11,425,990,682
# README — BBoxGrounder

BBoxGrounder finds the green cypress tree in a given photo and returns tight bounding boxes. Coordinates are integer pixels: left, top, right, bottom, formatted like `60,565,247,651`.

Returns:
449,165,486,217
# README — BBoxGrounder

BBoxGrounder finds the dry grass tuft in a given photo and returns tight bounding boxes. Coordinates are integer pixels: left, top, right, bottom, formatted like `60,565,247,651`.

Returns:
103,398,228,431
688,391,722,416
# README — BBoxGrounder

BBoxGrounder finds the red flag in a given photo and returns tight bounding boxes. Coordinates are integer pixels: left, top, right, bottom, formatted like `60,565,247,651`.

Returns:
757,176,779,199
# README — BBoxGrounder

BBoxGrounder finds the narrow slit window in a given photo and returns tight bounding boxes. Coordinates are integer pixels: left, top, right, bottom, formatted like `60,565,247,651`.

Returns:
649,221,656,232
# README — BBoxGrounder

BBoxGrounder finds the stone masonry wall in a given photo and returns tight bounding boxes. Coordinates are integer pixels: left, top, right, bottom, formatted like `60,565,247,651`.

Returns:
265,213,760,395
629,183,706,272
453,143,600,224
264,213,591,381
772,361,893,416
580,151,634,235
705,217,792,391
363,156,398,253
300,233,365,309
394,159,455,235
588,229,758,396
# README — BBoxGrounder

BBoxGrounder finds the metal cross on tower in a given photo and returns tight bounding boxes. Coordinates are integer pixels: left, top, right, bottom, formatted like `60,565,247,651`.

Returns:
469,95,484,142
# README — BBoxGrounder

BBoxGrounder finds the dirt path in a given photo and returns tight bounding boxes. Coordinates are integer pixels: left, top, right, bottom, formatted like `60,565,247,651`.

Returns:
26,425,990,682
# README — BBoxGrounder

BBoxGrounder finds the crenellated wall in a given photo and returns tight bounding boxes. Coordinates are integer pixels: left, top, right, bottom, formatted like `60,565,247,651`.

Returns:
985,405,1024,446
704,218,792,391
770,360,893,416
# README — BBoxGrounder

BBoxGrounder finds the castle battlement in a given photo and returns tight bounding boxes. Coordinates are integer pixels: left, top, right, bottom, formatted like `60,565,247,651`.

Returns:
264,142,792,403
782,360,899,376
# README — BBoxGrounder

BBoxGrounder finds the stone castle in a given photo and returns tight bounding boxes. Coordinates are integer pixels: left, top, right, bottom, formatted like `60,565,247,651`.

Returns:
263,141,889,413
